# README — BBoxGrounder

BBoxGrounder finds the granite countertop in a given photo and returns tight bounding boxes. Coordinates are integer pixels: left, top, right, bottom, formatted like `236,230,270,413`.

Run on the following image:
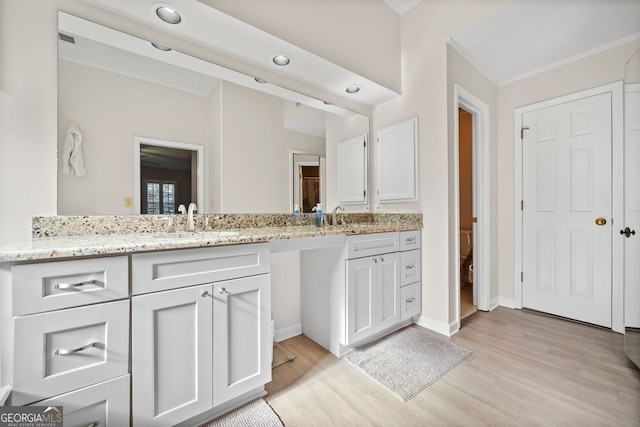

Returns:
0,223,421,263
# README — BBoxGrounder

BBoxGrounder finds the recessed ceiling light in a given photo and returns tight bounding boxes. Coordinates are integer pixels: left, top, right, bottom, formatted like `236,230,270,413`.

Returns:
156,6,182,24
345,85,362,94
151,42,171,51
254,78,267,83
272,54,291,66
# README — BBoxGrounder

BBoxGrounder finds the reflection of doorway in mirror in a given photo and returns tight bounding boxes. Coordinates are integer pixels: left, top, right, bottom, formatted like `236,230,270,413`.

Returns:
291,152,325,213
300,166,320,213
134,137,204,214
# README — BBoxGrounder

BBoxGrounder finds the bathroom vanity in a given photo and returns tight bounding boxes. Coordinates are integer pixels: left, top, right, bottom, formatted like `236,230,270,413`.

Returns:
0,214,422,426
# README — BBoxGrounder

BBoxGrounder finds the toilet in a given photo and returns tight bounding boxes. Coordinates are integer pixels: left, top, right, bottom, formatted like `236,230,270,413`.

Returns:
460,229,473,285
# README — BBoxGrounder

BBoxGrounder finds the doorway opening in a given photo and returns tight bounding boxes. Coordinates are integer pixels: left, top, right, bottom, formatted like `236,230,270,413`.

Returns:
453,84,491,334
133,136,204,214
458,108,477,320
290,151,325,213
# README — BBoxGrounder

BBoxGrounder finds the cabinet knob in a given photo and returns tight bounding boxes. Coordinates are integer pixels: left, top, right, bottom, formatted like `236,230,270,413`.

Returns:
201,290,213,298
406,264,415,270
219,287,231,295
406,297,416,303
86,421,100,427
373,258,377,263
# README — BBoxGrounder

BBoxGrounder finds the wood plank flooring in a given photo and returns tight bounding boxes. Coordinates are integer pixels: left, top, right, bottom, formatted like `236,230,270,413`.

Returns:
265,307,640,426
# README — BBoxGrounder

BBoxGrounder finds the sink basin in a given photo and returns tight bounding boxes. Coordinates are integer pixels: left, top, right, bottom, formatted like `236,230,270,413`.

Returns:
206,231,239,237
152,232,197,239
152,230,239,239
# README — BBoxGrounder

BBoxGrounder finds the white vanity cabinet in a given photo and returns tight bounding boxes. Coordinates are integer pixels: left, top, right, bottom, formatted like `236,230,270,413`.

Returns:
344,230,421,346
399,230,422,320
1,256,131,424
131,243,271,426
345,232,401,345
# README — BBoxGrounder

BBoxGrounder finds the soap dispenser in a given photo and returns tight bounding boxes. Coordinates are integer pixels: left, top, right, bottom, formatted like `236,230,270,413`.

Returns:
314,203,324,227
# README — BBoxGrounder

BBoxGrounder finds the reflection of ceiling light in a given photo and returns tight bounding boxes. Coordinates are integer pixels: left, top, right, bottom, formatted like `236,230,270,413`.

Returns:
254,78,267,83
156,6,182,24
272,54,291,66
151,42,171,51
345,85,361,94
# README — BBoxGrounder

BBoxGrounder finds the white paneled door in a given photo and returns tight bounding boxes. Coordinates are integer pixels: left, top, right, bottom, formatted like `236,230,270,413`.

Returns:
624,84,640,328
522,92,612,327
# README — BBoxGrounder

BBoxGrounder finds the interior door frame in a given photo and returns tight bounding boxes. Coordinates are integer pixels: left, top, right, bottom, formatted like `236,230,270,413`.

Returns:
453,85,491,333
133,136,204,215
514,81,624,333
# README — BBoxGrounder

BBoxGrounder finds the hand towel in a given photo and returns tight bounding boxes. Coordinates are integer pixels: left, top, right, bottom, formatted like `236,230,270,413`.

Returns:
62,123,87,177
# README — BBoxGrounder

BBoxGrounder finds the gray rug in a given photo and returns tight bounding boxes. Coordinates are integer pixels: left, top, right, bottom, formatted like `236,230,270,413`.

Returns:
344,326,472,401
202,398,284,427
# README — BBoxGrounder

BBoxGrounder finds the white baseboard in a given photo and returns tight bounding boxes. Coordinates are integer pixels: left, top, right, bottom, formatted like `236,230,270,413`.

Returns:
489,297,500,311
498,297,515,309
415,314,452,337
275,322,302,342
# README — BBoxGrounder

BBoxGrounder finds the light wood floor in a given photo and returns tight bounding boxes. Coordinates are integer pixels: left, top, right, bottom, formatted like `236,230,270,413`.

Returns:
266,307,640,426
460,284,477,319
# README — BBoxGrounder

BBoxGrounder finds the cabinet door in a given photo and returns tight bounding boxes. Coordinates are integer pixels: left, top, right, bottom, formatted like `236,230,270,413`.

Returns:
338,134,368,204
378,253,401,329
346,257,376,345
132,284,213,427
213,274,271,407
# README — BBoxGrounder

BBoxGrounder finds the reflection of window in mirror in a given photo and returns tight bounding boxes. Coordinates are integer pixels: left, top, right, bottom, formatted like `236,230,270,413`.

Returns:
134,137,204,214
143,180,176,214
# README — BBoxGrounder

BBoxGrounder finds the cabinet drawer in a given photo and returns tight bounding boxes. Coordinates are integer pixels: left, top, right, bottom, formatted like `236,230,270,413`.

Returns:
12,256,129,316
12,300,129,405
30,375,130,427
400,250,421,287
346,232,399,259
400,230,421,251
132,243,270,295
401,282,421,321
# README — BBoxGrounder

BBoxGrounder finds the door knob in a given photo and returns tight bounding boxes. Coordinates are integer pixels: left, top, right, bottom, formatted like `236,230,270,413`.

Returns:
620,227,636,238
595,217,607,226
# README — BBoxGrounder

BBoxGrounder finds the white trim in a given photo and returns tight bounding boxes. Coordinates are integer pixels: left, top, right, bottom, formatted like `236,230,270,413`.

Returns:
499,33,640,87
447,38,500,86
453,85,491,334
498,297,515,309
415,314,452,337
133,136,204,214
514,81,625,333
0,385,10,406
274,322,302,343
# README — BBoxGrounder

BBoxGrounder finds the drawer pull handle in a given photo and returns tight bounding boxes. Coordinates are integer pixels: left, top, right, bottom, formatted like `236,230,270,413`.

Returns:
406,297,416,303
406,237,416,243
87,421,100,427
54,279,98,291
55,341,102,356
406,264,415,270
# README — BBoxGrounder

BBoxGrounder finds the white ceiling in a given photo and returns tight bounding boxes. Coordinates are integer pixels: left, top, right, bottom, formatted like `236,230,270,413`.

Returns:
450,0,640,86
382,0,422,15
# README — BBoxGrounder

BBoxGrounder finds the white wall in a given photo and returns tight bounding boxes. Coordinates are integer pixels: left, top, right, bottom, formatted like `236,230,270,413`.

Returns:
496,38,640,306
220,81,325,213
371,0,509,334
58,60,209,214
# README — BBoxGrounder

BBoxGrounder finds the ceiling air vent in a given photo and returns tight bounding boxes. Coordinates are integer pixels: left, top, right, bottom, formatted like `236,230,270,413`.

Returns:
58,32,76,44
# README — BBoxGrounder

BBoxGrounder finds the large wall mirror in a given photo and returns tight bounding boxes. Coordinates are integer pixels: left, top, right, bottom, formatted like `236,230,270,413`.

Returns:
57,12,369,215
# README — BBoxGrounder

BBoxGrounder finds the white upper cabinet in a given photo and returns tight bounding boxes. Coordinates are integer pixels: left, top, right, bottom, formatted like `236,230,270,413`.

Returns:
339,134,368,204
377,117,419,202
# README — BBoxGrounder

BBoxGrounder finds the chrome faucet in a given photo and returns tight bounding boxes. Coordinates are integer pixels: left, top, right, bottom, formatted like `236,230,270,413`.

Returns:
186,203,197,232
331,205,344,226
